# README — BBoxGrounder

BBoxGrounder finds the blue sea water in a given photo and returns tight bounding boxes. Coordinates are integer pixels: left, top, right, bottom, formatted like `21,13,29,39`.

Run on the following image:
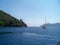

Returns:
0,27,60,45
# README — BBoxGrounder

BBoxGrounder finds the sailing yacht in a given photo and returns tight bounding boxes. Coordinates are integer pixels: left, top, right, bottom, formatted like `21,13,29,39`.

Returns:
42,16,47,29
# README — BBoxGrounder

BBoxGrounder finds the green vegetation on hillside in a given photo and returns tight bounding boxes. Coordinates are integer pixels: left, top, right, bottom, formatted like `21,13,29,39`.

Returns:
0,10,27,27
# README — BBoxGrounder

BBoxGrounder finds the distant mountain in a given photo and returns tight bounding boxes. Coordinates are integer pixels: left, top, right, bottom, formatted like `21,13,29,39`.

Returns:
0,10,27,27
40,23,60,28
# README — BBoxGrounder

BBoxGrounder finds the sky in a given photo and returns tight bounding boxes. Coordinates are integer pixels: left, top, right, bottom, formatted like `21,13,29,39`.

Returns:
0,0,60,27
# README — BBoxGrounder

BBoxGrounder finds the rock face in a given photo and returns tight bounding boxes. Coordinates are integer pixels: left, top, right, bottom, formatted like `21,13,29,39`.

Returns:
0,10,27,27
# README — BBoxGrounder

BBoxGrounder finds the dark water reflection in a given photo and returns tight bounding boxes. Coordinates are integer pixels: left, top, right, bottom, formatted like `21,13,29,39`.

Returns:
0,27,60,45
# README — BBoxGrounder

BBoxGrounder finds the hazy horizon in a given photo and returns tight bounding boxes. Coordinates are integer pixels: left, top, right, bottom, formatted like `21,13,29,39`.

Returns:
0,0,60,27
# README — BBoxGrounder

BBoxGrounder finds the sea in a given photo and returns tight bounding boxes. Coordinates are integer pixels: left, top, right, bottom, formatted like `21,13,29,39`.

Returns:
0,27,60,45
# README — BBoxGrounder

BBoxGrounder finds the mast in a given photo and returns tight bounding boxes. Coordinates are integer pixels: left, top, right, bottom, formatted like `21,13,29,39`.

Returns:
45,16,46,24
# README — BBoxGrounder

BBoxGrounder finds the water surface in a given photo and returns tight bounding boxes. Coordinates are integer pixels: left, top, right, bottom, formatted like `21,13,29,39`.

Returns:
0,27,60,45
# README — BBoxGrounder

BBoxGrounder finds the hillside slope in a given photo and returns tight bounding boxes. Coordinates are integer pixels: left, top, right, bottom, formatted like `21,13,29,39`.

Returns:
0,10,27,27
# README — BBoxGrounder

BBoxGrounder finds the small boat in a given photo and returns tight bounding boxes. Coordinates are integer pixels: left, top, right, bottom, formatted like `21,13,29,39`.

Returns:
42,16,47,29
42,26,46,29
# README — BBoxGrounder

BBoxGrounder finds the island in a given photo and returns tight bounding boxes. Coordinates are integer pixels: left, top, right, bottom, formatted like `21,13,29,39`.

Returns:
40,23,60,28
0,10,27,27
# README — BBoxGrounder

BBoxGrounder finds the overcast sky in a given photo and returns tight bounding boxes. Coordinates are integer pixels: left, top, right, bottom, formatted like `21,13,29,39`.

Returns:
0,0,60,27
